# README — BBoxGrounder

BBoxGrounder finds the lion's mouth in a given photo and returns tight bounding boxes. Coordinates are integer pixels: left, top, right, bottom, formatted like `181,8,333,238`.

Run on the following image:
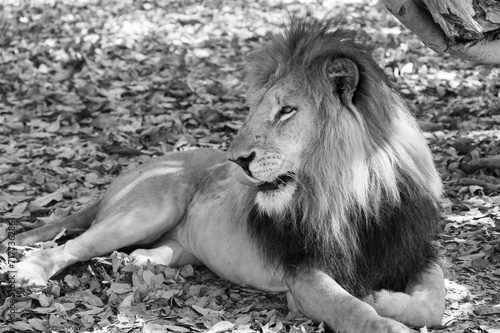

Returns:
257,174,295,192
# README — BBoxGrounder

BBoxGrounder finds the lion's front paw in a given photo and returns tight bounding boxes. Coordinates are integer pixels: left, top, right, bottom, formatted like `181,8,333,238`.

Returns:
13,260,50,287
364,318,415,333
129,249,162,266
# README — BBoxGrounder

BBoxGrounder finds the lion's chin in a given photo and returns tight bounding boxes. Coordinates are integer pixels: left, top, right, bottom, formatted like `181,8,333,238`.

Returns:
255,179,297,215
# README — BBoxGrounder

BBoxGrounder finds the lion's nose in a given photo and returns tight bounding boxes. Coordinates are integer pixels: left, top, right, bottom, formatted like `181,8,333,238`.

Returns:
228,151,256,175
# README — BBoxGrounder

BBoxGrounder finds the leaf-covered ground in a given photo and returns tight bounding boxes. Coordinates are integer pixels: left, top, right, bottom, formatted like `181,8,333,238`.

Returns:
1,0,500,332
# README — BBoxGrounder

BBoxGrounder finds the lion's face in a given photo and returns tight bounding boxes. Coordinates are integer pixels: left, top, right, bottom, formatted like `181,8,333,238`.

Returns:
228,74,316,214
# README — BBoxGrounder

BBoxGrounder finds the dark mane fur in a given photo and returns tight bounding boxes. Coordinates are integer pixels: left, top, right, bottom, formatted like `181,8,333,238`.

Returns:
247,173,440,297
243,17,442,297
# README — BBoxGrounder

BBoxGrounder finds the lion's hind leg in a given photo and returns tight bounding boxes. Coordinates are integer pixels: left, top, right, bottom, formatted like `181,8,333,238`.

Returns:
363,264,446,328
14,204,186,287
2,201,100,248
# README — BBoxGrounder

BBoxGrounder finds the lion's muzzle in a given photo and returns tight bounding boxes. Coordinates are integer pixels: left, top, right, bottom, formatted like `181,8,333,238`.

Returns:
228,151,266,186
232,166,265,186
228,147,266,187
228,151,255,175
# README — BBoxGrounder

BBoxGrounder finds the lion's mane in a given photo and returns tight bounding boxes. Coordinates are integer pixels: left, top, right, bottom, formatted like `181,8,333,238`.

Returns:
242,17,443,297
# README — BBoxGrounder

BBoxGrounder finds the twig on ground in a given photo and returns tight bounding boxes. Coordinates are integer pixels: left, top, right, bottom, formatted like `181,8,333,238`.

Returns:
460,178,500,192
460,156,500,174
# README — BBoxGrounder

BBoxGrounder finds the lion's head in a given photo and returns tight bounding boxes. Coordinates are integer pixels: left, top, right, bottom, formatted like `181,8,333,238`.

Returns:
227,71,318,214
228,17,442,297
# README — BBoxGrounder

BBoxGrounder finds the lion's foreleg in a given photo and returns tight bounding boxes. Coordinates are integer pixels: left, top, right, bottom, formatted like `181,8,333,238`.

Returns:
363,264,445,328
287,270,414,333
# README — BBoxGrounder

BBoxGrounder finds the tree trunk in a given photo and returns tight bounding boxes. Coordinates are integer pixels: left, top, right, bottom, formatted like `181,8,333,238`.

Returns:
382,0,500,64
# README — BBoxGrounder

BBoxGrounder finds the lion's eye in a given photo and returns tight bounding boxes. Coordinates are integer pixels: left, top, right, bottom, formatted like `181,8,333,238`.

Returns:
280,105,296,114
279,105,297,120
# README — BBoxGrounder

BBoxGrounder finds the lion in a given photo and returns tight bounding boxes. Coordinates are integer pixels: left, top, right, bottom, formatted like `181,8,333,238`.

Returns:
5,17,445,333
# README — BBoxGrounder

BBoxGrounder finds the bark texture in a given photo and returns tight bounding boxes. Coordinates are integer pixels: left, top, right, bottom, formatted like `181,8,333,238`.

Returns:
383,0,500,64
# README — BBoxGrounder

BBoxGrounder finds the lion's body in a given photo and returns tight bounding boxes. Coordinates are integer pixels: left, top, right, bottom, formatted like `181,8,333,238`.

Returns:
13,149,287,291
97,149,287,291
7,18,446,333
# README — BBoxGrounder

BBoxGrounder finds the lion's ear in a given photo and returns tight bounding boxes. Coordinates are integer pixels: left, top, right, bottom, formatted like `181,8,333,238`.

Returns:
327,58,359,107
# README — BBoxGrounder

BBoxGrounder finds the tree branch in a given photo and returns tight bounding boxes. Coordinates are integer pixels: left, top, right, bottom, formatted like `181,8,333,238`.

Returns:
383,0,447,52
382,0,500,64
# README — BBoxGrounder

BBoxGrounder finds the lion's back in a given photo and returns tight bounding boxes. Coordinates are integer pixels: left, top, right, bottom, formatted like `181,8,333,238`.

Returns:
99,148,231,212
